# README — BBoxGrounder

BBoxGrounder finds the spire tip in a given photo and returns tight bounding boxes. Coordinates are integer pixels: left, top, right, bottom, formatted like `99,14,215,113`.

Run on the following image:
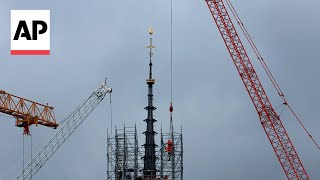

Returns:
148,26,154,36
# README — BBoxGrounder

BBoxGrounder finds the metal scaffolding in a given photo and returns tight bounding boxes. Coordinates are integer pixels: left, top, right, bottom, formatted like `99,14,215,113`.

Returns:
107,126,144,180
159,129,183,180
107,126,183,180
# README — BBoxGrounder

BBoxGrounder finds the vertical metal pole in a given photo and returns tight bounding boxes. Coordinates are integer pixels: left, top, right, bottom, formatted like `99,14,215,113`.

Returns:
171,132,175,180
180,127,183,180
134,125,138,179
115,130,119,180
160,127,164,178
122,127,126,180
107,130,110,180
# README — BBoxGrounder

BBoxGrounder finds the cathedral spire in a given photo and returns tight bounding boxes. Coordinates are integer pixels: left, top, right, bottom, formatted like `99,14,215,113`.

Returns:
143,26,157,178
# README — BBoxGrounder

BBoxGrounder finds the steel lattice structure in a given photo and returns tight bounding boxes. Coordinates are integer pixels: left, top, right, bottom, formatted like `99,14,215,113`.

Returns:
205,0,309,179
107,126,144,180
107,127,184,180
159,130,183,180
0,90,58,134
13,80,112,180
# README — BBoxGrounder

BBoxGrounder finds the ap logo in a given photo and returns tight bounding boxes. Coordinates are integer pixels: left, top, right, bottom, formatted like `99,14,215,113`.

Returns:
11,10,50,55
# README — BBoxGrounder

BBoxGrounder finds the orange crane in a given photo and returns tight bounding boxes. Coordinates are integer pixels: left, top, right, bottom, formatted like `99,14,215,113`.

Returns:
0,90,58,135
204,0,317,179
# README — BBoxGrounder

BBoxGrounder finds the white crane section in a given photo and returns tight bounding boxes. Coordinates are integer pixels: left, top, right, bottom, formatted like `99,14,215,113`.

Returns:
13,80,112,180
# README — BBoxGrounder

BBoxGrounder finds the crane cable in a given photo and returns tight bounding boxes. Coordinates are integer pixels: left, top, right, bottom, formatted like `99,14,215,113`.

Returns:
169,0,174,135
7,128,50,179
22,134,25,180
224,0,320,151
22,128,33,180
30,127,33,180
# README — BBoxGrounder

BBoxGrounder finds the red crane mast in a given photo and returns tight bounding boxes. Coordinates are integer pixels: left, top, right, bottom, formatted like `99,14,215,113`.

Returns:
205,0,309,179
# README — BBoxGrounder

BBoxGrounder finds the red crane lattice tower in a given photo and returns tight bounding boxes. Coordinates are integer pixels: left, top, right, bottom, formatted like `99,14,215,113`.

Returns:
205,0,309,179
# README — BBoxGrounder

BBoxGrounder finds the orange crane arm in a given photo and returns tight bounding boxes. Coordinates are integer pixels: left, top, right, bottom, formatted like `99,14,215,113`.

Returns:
0,90,58,135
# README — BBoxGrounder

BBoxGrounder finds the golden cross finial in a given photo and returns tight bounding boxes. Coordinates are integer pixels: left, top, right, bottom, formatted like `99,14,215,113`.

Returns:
147,26,155,50
148,26,154,36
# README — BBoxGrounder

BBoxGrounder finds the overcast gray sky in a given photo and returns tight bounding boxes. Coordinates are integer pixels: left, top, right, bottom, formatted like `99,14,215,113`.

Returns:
0,0,319,179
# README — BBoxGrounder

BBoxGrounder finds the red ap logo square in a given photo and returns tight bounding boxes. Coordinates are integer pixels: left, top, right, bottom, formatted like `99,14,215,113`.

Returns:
11,10,50,55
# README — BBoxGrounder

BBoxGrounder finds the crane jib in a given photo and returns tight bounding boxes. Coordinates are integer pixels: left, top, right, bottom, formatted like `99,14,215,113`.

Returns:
205,0,309,179
13,81,112,180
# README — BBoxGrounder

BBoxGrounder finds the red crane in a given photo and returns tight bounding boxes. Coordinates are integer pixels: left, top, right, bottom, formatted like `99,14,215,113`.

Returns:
205,0,310,179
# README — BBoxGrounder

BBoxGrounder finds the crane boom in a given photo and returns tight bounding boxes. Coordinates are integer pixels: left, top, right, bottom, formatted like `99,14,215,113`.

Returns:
205,0,309,179
0,90,58,135
13,80,112,180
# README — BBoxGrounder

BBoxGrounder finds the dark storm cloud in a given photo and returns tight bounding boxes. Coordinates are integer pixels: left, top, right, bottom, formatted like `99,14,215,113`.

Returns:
0,0,319,179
